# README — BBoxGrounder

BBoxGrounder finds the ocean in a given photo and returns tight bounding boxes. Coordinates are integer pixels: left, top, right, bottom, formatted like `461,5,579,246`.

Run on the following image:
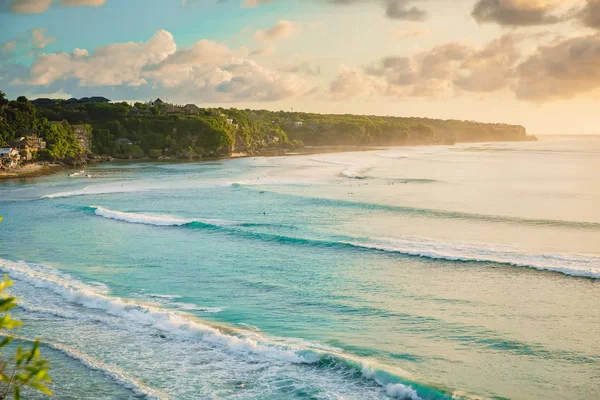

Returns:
0,136,598,400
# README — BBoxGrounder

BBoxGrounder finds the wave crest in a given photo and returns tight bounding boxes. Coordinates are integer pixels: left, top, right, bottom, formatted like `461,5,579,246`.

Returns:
89,207,600,279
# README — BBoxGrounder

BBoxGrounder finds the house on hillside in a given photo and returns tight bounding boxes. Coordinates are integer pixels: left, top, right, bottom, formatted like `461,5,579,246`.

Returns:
165,104,184,114
79,97,110,104
293,121,303,127
88,96,111,104
129,106,141,116
184,104,201,115
32,98,57,107
152,98,164,107
9,132,46,161
0,148,21,168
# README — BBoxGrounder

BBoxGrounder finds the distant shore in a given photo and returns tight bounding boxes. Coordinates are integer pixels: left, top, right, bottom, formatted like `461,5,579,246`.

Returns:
0,163,67,181
0,145,385,181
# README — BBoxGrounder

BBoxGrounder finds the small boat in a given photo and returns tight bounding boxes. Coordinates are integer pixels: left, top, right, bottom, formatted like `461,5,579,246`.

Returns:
86,174,92,178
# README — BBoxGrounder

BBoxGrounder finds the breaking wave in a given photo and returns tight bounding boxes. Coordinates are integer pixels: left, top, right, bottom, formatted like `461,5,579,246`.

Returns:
309,157,370,179
0,258,450,400
88,207,600,279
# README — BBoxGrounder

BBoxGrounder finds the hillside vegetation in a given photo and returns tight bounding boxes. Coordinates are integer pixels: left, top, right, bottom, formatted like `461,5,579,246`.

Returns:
1,93,536,161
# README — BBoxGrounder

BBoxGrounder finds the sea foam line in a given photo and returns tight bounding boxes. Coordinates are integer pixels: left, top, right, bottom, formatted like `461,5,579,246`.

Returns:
309,157,370,179
3,333,167,400
90,207,600,279
92,206,236,227
0,258,427,400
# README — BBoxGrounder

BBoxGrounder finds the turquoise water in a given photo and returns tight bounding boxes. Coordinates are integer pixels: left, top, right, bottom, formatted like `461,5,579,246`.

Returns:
0,136,599,399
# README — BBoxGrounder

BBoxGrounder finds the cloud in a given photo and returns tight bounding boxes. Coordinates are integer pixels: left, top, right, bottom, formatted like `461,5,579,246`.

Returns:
250,20,299,57
253,20,298,42
471,0,592,27
250,44,276,56
18,29,313,103
455,34,522,92
360,42,474,97
9,0,105,14
388,26,430,39
28,29,177,86
10,0,54,13
31,28,56,49
471,0,564,26
330,31,600,102
239,0,429,21
279,59,321,76
515,32,600,101
0,28,56,62
579,0,600,28
60,0,105,6
330,65,386,100
243,0,274,7
385,0,427,20
2,41,18,52
331,34,522,100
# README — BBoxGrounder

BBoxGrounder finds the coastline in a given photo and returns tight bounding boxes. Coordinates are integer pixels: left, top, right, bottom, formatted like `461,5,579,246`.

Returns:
0,139,533,182
0,163,66,181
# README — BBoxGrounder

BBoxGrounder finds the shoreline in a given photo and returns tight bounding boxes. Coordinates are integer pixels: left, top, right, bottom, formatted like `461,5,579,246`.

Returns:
0,163,67,182
0,139,535,182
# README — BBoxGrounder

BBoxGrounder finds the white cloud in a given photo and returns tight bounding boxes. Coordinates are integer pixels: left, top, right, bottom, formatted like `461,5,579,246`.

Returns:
31,28,56,49
28,29,176,86
22,29,314,103
60,0,105,6
9,0,105,13
388,27,430,40
243,0,274,8
10,0,54,13
253,20,299,42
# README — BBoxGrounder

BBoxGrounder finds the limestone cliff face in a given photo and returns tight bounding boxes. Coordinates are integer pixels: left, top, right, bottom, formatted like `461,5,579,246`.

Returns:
72,125,92,153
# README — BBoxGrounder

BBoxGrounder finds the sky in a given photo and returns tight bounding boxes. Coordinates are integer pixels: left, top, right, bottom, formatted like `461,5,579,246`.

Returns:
1,0,600,134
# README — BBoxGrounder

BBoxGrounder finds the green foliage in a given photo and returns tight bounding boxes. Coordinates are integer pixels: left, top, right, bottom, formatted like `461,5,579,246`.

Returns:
4,91,531,159
0,275,52,399
0,93,84,163
38,121,81,161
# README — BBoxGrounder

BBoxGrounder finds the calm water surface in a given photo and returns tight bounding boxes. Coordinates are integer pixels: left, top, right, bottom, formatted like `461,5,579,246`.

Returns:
0,136,599,400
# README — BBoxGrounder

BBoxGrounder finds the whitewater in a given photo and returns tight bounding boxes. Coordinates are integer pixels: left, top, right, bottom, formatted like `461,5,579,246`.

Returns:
1,136,599,400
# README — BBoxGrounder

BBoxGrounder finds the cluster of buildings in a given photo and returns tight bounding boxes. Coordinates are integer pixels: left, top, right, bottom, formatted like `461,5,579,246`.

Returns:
0,132,46,169
129,98,203,117
32,97,111,107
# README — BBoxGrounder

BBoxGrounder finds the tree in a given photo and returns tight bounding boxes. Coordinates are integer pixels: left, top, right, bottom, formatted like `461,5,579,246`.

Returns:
0,91,8,109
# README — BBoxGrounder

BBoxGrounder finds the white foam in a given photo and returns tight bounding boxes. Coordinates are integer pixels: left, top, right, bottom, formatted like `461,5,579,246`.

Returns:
94,206,193,226
147,293,183,299
0,258,429,399
94,208,600,279
0,259,311,365
346,237,600,279
174,303,223,313
92,206,235,228
309,157,369,179
49,341,168,400
362,367,422,400
42,182,157,198
374,153,409,160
